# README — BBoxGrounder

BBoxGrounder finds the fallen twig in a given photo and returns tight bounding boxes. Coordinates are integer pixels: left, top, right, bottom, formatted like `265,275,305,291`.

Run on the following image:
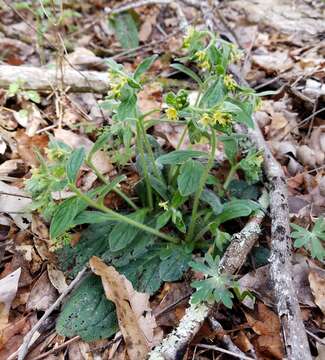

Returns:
17,267,87,360
247,124,312,360
149,190,268,360
196,344,255,360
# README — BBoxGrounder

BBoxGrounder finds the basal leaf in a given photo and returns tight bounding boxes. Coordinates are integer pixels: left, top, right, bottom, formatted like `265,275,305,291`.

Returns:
109,209,147,251
159,246,191,282
56,275,118,341
200,189,223,215
177,159,204,196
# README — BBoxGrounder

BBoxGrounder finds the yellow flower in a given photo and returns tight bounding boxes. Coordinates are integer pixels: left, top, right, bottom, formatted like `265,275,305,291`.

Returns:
212,110,232,127
195,50,211,71
224,74,237,91
159,201,169,211
109,77,127,99
199,113,213,127
166,107,178,121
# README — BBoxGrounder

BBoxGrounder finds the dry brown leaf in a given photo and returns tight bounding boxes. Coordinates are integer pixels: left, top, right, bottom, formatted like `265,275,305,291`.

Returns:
245,303,284,359
89,256,162,360
0,181,31,229
0,268,21,330
47,264,68,294
309,270,325,315
54,128,113,174
26,271,58,312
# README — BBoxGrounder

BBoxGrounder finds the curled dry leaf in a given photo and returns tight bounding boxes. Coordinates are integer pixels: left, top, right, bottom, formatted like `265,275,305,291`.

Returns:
26,271,58,312
244,302,284,360
308,269,325,315
0,268,21,330
47,264,68,294
297,145,317,168
89,256,162,360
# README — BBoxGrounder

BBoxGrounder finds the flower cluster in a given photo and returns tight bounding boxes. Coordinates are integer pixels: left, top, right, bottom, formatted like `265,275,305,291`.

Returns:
199,110,232,128
195,50,211,71
108,70,127,99
166,107,178,121
223,74,237,91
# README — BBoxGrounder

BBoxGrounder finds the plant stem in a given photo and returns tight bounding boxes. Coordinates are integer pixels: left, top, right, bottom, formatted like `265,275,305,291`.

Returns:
139,116,162,181
70,184,179,244
136,121,153,210
85,159,138,210
186,127,217,243
223,164,239,190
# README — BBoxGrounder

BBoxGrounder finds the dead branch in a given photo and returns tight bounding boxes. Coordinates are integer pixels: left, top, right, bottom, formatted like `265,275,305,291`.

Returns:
149,190,269,360
247,125,312,360
0,65,109,93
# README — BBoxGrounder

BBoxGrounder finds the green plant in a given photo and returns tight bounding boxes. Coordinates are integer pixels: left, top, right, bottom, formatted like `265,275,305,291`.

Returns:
291,218,325,261
190,254,236,308
26,29,265,338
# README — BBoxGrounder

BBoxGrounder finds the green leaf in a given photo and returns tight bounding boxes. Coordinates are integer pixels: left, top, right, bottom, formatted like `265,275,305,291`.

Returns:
220,136,237,165
155,210,171,229
200,189,222,215
159,246,191,281
109,209,147,251
199,78,224,108
216,199,259,225
170,63,203,87
291,219,325,261
111,12,139,49
134,55,158,81
88,131,111,160
156,150,207,165
190,255,235,307
177,159,204,196
50,196,87,239
56,275,118,341
66,147,85,183
73,211,116,225
25,90,41,103
116,94,137,120
228,180,260,200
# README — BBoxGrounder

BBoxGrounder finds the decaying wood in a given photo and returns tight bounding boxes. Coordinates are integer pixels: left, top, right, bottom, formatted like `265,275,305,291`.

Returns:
0,65,109,93
248,125,312,360
148,190,269,360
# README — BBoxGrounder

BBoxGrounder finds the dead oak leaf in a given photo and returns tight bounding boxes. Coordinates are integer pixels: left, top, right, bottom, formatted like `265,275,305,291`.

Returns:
309,270,325,315
89,256,162,360
244,302,284,359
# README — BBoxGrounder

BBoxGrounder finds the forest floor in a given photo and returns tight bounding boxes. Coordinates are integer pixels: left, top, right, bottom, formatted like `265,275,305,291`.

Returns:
0,1,325,359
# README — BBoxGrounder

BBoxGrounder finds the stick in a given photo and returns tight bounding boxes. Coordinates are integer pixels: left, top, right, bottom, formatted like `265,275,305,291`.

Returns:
0,65,109,94
149,190,269,360
196,344,255,360
17,267,87,360
247,124,312,360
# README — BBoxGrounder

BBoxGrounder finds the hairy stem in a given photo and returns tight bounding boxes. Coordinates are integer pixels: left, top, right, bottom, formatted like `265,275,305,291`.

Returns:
70,184,179,243
136,121,154,210
186,127,216,242
86,159,138,210
223,163,239,190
